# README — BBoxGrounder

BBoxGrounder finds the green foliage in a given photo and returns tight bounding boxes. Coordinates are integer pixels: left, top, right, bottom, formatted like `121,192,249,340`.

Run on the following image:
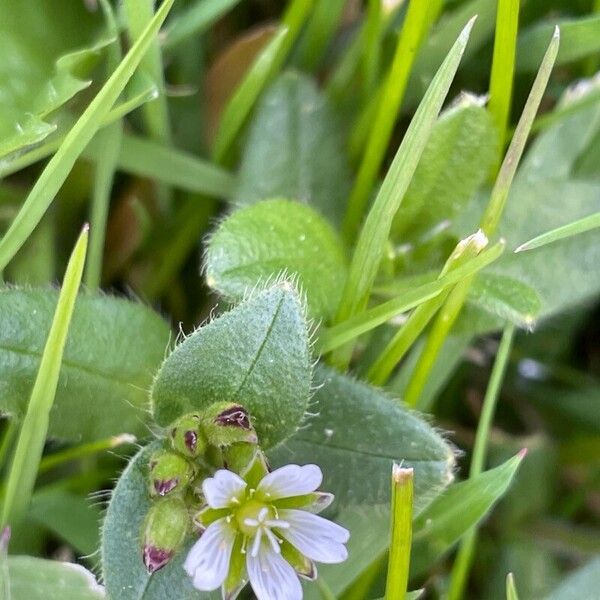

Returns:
6,556,105,599
234,72,351,226
0,288,170,441
270,365,455,508
151,284,312,449
205,199,348,319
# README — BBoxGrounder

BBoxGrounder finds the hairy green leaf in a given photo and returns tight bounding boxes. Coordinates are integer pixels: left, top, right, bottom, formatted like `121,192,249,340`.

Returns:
151,284,312,449
205,199,348,319
0,288,170,441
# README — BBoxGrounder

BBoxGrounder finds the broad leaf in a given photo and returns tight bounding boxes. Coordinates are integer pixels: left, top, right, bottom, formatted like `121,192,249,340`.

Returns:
205,199,348,319
270,365,455,508
0,0,103,157
6,556,104,599
102,443,217,600
392,97,499,242
410,452,524,576
0,288,170,441
151,284,312,449
234,71,351,226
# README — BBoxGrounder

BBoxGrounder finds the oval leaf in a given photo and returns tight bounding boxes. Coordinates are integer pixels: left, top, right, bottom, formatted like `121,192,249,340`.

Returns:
0,288,170,441
151,284,312,449
270,364,456,508
205,199,348,319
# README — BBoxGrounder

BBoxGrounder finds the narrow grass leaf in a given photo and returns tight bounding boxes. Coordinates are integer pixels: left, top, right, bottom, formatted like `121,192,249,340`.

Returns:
384,466,414,600
0,228,88,528
343,0,438,240
163,0,242,50
506,573,520,600
318,241,504,354
212,27,289,163
335,18,475,330
488,0,520,150
0,0,175,272
515,211,600,252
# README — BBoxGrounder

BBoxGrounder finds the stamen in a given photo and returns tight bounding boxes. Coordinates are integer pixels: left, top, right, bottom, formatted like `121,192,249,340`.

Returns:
257,507,269,522
244,518,259,527
251,529,263,557
264,527,281,554
265,519,290,529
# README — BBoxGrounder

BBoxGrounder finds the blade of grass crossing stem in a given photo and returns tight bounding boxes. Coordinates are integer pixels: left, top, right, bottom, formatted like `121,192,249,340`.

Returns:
384,466,414,600
488,0,520,152
515,211,600,252
85,0,123,290
212,27,289,163
0,84,158,179
0,228,88,528
506,573,520,600
0,0,175,272
335,19,475,331
163,0,242,50
342,0,437,241
360,0,384,100
319,240,504,353
374,30,560,391
447,326,516,600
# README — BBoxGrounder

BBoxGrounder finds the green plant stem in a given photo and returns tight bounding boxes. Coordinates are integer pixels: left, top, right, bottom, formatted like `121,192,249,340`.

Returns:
317,577,337,600
0,228,88,528
384,465,414,600
361,0,384,100
85,0,122,290
342,0,434,241
0,423,17,472
374,28,559,392
447,325,516,600
38,433,136,476
488,0,520,152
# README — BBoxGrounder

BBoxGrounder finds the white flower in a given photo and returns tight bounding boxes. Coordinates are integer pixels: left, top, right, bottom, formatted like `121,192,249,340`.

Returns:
184,464,349,600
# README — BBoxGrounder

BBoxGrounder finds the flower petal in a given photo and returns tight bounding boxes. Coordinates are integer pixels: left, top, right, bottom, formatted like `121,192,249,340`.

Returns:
184,518,236,590
202,469,247,508
246,540,302,600
278,509,349,564
257,464,322,501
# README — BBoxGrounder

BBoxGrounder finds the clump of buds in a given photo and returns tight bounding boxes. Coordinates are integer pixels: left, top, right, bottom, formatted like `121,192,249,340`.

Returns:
142,401,264,573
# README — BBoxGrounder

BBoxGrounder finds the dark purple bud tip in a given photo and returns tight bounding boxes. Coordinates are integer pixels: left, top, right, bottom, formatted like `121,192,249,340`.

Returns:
153,477,178,496
184,430,198,453
143,545,173,573
215,405,251,429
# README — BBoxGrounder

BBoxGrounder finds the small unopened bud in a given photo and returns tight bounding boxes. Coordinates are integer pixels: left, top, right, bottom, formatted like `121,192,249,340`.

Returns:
143,496,189,573
201,402,258,447
148,449,194,497
169,413,207,458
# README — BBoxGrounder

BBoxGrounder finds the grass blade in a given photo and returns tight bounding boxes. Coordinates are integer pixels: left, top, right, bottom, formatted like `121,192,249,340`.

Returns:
447,326,516,600
0,0,175,272
342,0,439,241
163,0,242,50
506,573,520,600
318,240,504,354
212,26,289,163
0,227,88,528
515,211,600,252
384,466,414,600
488,0,520,151
335,18,476,332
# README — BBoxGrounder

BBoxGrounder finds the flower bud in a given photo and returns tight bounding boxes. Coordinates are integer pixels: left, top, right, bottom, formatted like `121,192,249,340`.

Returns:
169,413,207,458
143,496,189,573
200,402,258,447
148,449,194,497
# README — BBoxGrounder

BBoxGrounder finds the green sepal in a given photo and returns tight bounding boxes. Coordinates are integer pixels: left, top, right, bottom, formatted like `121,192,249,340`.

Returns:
224,443,268,483
274,491,333,513
281,540,316,580
168,413,207,458
148,449,194,497
193,506,230,530
223,534,246,599
142,496,189,573
200,402,258,447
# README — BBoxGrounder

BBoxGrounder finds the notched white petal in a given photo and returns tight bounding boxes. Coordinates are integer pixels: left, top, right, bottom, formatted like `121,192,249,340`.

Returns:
247,540,302,600
257,464,322,500
184,518,236,591
202,469,247,509
278,509,349,564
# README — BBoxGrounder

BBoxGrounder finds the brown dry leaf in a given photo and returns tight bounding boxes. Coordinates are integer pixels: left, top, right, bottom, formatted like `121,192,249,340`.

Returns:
204,23,277,145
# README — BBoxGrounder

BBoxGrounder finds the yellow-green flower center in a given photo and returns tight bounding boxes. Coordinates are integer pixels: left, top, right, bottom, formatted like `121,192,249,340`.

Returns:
235,500,273,536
